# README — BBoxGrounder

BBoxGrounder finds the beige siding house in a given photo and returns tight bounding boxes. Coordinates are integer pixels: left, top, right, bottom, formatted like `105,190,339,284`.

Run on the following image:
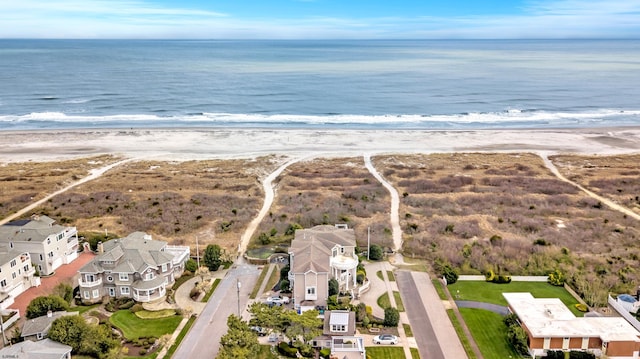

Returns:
0,214,79,276
288,225,358,311
0,245,39,310
78,232,189,303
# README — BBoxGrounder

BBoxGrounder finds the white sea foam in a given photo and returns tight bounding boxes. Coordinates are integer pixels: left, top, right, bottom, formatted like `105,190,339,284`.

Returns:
0,109,638,129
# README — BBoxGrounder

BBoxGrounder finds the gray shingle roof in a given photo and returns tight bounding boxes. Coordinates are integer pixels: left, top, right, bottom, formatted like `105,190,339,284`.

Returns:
0,338,72,359
22,311,78,337
0,215,63,244
290,225,356,273
79,232,171,274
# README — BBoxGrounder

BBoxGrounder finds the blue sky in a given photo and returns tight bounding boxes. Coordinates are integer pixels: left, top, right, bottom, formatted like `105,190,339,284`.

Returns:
1,0,639,39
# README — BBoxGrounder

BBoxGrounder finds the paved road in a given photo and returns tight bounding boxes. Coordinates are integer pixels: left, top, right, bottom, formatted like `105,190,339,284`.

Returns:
397,271,467,359
456,300,509,315
172,262,260,359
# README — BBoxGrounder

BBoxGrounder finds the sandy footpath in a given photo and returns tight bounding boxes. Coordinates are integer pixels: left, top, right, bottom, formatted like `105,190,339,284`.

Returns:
0,127,639,162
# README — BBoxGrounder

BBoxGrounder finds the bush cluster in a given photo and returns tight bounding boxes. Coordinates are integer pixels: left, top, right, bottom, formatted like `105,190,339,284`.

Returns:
485,270,511,284
277,342,299,358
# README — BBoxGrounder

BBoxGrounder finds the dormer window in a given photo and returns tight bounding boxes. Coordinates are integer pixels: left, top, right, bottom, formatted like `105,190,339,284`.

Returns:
145,272,155,280
119,273,129,281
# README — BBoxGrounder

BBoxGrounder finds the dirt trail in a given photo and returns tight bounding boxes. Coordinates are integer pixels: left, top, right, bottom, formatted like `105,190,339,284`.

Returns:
364,154,403,251
237,155,309,256
0,158,137,226
541,153,640,221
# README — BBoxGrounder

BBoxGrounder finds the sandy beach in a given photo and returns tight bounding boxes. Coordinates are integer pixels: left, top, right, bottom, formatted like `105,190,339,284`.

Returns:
0,127,639,162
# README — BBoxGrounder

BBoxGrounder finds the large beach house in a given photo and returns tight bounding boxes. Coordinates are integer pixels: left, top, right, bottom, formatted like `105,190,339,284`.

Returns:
78,232,189,303
288,225,359,311
0,214,79,276
504,292,640,358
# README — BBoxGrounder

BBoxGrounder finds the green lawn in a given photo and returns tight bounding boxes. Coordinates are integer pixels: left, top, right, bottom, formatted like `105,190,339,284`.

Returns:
377,293,391,309
410,347,420,359
459,308,522,359
376,271,384,281
256,344,279,359
110,310,182,340
163,315,196,359
403,323,413,337
135,309,176,319
448,281,583,316
446,310,478,359
432,279,447,300
366,346,406,359
70,303,101,315
393,291,405,312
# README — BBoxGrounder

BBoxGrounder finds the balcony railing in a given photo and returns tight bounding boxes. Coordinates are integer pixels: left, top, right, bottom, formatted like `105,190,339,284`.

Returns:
133,290,165,302
67,238,79,249
79,277,102,287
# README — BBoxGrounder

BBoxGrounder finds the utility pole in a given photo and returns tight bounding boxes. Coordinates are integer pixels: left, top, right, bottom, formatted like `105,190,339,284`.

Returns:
195,235,200,268
367,227,370,261
237,279,242,317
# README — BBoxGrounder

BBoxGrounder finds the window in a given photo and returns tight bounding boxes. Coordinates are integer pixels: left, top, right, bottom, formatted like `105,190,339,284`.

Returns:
12,272,16,279
106,276,113,282
47,238,51,244
0,280,6,287
48,251,54,258
121,287,130,295
92,289,99,298
145,271,155,280
83,291,90,299
23,264,29,272
306,287,316,295
39,254,43,261
36,333,43,340
340,247,345,254
119,273,129,281
331,325,346,332
58,233,63,240
10,259,16,267
161,263,167,272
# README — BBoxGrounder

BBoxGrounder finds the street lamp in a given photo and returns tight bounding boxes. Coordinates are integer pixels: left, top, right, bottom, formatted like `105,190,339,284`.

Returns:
237,279,242,316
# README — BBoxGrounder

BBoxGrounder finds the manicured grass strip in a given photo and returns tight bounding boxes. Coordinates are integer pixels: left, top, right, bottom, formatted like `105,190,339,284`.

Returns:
410,347,420,359
446,309,478,359
393,291,405,312
403,323,413,337
431,279,447,300
70,303,100,315
135,309,176,319
202,278,221,302
447,281,583,316
110,310,182,340
250,264,271,299
125,352,158,359
387,271,395,281
163,315,196,359
265,264,281,292
377,293,391,309
366,346,406,359
458,308,522,359
376,270,384,281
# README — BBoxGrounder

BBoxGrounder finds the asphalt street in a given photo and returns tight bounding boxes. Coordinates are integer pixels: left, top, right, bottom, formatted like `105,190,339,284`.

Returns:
172,263,260,359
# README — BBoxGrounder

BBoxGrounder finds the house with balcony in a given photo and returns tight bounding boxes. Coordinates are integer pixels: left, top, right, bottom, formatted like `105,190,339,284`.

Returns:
312,311,365,359
504,292,640,358
0,244,40,310
0,338,72,359
0,214,79,276
288,225,358,311
78,232,190,303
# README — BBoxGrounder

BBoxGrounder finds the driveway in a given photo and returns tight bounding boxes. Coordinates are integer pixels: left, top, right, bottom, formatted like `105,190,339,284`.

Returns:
10,250,96,316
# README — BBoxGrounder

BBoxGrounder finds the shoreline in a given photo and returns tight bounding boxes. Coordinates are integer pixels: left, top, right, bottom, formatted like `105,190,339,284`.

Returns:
0,126,639,163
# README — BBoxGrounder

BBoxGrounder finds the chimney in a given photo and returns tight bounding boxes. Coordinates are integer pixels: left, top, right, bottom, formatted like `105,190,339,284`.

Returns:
47,310,52,318
97,241,104,254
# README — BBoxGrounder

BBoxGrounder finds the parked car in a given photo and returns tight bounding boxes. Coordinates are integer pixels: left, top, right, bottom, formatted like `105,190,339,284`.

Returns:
373,334,398,345
250,326,268,336
265,295,290,306
268,333,279,343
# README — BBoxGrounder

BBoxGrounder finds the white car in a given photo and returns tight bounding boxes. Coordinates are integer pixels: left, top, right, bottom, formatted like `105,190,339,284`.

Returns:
265,295,290,306
373,334,398,345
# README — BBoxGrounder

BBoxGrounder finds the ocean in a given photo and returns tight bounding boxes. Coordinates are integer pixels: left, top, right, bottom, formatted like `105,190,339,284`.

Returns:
0,39,639,130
